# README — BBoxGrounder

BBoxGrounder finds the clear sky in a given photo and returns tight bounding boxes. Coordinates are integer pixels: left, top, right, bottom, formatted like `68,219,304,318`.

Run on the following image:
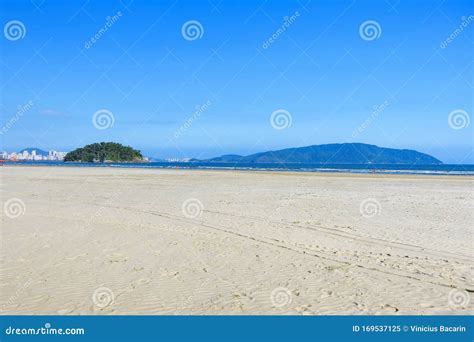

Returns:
1,0,472,163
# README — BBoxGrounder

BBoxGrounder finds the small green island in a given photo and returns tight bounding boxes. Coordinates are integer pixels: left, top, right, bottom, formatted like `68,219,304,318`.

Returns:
64,142,145,163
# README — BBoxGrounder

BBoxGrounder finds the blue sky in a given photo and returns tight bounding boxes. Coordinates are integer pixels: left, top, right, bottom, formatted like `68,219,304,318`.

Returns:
1,0,472,163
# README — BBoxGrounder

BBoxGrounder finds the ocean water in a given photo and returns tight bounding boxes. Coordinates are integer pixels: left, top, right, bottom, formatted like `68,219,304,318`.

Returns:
4,161,474,175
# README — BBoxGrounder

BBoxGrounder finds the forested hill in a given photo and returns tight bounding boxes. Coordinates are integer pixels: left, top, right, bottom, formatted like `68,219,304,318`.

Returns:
64,142,143,162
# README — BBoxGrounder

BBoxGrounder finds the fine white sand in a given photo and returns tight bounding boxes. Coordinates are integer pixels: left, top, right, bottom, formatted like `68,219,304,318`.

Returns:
1,166,472,315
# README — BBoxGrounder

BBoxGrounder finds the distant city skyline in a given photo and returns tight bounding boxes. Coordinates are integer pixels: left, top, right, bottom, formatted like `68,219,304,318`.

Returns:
1,0,473,164
1,148,67,161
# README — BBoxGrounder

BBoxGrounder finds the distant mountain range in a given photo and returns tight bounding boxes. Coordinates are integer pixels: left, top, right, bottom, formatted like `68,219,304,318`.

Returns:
15,143,443,165
196,143,442,165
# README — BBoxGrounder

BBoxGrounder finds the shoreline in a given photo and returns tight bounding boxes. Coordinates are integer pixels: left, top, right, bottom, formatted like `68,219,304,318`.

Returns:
2,163,473,179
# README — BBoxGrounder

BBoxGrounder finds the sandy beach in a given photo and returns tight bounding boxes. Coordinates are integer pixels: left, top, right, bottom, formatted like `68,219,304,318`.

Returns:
1,166,472,315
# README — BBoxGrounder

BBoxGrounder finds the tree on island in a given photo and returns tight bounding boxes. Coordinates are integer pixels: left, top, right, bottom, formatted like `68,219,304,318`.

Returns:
64,142,144,162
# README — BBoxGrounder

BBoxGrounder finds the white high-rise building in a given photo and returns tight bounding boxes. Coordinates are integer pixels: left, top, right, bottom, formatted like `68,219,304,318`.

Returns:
5,149,67,161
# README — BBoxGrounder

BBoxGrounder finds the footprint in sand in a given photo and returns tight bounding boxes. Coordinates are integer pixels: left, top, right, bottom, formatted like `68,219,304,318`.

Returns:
107,253,129,263
321,290,333,298
66,253,87,261
136,278,151,285
129,278,152,290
